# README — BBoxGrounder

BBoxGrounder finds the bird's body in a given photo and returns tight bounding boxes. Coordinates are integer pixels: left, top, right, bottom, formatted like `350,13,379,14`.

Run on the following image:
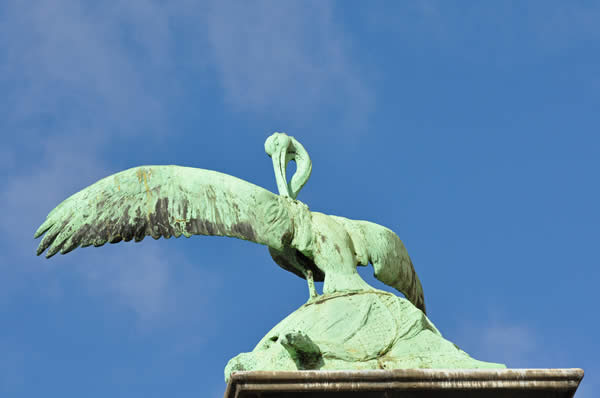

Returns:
35,133,426,314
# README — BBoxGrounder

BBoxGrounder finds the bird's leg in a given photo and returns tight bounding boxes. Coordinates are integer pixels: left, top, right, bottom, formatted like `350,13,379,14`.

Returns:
306,270,318,300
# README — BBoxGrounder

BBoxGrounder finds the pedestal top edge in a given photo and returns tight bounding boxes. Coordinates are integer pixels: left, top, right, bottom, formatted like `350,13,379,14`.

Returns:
230,368,584,383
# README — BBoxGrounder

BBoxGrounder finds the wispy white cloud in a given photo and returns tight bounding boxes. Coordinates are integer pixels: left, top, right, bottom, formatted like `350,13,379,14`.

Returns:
366,2,600,56
478,323,537,366
83,247,172,321
3,0,373,134
453,313,587,372
204,0,372,127
0,136,107,309
0,0,193,322
1,0,374,323
452,318,538,368
0,137,221,326
78,243,222,326
1,136,106,249
0,0,176,142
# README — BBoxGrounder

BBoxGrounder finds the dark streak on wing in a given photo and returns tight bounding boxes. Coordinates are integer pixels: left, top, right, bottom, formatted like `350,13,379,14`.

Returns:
184,218,257,242
231,222,257,242
171,196,259,242
148,197,175,239
133,207,147,242
35,166,281,258
119,205,134,242
36,217,71,255
72,224,93,248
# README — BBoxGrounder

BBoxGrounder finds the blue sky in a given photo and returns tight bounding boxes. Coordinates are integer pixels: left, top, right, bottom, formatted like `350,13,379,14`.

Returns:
1,1,598,396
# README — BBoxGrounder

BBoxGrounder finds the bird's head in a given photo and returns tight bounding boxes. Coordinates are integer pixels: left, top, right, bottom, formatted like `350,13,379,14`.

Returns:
264,132,291,158
264,132,312,200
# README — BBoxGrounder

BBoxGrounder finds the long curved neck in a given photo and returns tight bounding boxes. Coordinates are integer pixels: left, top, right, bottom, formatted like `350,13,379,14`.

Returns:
287,137,312,199
265,132,312,200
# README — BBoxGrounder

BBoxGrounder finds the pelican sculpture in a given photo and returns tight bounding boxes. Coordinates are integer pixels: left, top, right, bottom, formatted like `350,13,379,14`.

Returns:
35,132,509,375
35,132,425,312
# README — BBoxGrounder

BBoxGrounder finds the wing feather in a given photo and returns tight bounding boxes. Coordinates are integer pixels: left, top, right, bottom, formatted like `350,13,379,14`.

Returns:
35,165,290,258
331,216,426,314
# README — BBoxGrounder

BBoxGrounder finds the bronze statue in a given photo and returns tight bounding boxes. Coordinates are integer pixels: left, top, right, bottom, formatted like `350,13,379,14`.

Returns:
35,132,504,379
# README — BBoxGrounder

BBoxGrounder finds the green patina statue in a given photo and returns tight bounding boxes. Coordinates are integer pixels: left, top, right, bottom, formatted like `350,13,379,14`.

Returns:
35,132,505,381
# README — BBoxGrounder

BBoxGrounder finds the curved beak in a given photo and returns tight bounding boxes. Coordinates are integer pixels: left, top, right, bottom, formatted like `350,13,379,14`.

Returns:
272,139,292,197
265,132,311,199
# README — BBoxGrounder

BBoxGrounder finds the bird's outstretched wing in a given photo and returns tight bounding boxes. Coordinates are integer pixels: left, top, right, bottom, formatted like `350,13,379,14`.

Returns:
35,165,294,258
330,217,426,314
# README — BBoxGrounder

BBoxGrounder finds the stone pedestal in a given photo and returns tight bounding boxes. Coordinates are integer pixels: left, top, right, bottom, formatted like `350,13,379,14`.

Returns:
224,369,583,398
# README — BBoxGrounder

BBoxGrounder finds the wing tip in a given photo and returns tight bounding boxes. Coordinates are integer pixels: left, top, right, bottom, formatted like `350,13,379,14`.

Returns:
34,224,49,239
45,245,61,258
36,242,49,257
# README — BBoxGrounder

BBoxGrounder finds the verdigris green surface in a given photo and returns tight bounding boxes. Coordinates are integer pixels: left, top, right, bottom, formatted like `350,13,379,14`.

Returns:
225,290,504,382
34,132,505,380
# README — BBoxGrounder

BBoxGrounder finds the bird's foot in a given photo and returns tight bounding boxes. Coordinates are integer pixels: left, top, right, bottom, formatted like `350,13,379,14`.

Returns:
322,271,375,295
306,270,319,301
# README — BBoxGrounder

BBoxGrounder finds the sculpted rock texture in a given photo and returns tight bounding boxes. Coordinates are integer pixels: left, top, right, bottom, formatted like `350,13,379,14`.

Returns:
34,132,506,380
225,290,504,382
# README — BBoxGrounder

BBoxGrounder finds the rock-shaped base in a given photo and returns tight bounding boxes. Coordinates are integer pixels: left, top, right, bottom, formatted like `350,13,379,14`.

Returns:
225,290,504,381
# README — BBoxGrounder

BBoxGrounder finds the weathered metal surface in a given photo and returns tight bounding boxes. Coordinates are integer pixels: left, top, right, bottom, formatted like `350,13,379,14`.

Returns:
34,165,289,255
224,369,584,398
35,132,511,377
34,132,426,311
224,290,504,382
